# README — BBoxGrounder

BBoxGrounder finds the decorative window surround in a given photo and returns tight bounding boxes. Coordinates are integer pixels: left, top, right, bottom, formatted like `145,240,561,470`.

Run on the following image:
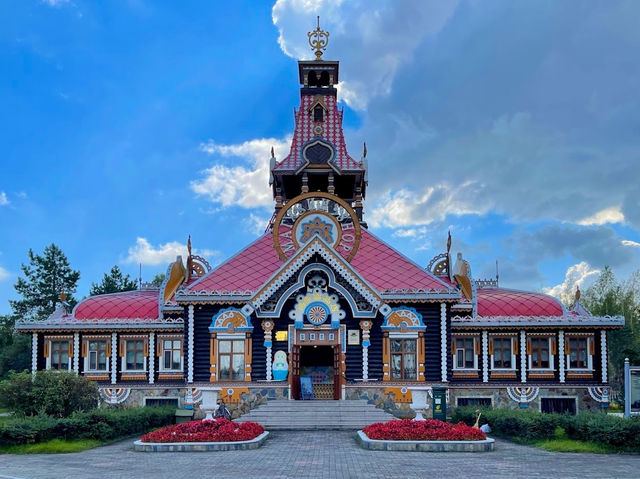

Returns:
564,333,595,378
381,307,425,382
451,334,480,378
489,334,518,379
44,336,73,372
81,335,111,380
211,333,252,382
526,334,556,379
157,334,184,380
119,335,148,379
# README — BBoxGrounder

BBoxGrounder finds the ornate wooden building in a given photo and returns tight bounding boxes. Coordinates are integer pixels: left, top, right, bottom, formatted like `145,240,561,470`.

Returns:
17,22,623,416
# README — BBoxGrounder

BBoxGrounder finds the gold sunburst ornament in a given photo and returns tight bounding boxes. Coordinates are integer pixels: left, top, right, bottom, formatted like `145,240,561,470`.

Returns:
308,16,329,60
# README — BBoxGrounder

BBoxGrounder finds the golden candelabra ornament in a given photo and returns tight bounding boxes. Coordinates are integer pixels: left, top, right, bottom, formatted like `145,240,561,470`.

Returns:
308,16,329,60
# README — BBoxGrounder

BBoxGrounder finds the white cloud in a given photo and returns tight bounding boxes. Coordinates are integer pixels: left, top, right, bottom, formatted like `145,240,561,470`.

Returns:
123,237,218,266
0,266,10,282
244,213,271,236
578,206,625,226
0,192,9,206
272,0,459,109
367,183,489,228
190,136,290,209
543,262,601,305
622,240,640,248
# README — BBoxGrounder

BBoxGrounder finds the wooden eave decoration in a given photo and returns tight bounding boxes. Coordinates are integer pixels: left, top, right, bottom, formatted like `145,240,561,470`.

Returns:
164,257,187,303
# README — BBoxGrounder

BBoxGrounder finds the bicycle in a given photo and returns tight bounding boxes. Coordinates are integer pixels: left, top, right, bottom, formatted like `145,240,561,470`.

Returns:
214,400,232,420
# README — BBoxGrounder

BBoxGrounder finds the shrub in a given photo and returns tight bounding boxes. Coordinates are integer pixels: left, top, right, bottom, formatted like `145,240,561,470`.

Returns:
0,406,175,446
362,419,486,441
0,370,98,418
451,406,640,448
140,418,264,443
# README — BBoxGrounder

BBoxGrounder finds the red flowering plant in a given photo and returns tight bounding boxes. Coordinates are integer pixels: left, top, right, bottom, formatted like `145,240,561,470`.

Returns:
362,419,486,441
141,418,264,443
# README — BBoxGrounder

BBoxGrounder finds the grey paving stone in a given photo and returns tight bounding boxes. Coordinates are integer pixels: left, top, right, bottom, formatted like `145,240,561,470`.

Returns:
1,431,639,479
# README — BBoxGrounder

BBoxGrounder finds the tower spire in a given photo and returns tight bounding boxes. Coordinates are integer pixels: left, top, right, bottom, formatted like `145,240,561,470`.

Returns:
308,16,330,60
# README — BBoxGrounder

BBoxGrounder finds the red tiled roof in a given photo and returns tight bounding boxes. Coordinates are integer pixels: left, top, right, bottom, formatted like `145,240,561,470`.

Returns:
73,290,159,320
185,228,452,295
273,94,363,172
477,288,564,317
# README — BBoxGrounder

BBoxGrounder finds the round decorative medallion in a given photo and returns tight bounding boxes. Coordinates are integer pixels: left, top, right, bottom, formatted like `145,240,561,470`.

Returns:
313,125,324,136
306,303,329,325
272,192,362,262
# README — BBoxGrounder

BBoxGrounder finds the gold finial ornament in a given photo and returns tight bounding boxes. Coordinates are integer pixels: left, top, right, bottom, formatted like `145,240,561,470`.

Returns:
308,16,329,60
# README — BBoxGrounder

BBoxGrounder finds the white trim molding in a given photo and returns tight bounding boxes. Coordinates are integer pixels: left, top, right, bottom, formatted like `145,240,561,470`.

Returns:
440,303,448,382
601,330,608,383
111,333,117,384
31,333,38,376
148,332,155,384
520,330,526,383
558,330,565,383
482,331,488,383
73,332,80,374
187,304,194,383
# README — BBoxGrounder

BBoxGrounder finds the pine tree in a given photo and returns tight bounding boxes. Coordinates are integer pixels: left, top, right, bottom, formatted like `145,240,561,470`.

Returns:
151,273,165,287
89,265,138,296
9,244,81,321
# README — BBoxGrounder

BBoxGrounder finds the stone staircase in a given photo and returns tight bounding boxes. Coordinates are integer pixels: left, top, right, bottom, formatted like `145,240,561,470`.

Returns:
238,399,396,430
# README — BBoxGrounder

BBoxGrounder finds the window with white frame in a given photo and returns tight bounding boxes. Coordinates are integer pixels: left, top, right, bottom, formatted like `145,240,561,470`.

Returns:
120,337,147,372
48,339,72,371
160,338,183,372
490,336,516,370
452,337,479,370
527,336,555,370
85,339,109,372
566,335,594,371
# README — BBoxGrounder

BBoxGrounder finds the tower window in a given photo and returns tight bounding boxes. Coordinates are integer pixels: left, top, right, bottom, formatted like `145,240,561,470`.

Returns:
314,106,324,122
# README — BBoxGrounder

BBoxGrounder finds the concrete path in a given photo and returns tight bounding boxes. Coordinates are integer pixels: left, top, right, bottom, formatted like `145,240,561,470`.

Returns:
1,431,638,479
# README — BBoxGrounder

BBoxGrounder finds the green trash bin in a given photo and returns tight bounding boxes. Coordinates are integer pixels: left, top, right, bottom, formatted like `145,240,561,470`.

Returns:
175,408,195,424
432,388,447,421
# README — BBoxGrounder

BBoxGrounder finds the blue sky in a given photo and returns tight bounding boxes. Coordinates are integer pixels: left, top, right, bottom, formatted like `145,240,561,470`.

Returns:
1,0,639,314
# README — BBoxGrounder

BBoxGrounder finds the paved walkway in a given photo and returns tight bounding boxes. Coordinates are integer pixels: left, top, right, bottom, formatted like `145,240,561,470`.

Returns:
1,431,638,479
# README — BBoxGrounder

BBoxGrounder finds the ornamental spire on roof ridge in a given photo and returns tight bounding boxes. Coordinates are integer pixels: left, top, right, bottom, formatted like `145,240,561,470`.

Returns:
308,16,329,60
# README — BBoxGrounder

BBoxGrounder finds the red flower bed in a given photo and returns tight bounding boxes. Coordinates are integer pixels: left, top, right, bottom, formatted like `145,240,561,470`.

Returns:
141,418,264,443
363,419,486,441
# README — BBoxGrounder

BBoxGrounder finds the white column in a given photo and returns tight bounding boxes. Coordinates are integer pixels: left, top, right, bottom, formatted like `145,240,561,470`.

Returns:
266,344,273,381
601,330,608,383
148,332,155,384
440,302,448,382
187,305,195,383
362,348,369,381
31,333,38,377
520,330,527,383
111,332,117,384
360,320,371,381
559,330,565,383
73,332,80,374
482,330,488,383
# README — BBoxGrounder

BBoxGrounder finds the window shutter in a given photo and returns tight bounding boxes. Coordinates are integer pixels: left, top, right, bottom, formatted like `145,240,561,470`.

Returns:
565,338,571,355
526,338,532,355
588,337,595,355
143,339,149,357
119,340,125,357
488,339,494,355
451,339,456,355
44,340,50,358
180,340,184,357
106,341,112,358
550,337,557,355
474,338,481,355
157,339,163,358
68,341,74,358
81,340,88,358
512,337,518,355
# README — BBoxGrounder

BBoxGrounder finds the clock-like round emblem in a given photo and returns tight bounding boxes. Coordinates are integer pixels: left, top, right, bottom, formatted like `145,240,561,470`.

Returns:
272,192,362,262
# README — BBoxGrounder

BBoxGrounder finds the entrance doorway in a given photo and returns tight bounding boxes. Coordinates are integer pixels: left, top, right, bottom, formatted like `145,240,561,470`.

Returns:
291,345,340,400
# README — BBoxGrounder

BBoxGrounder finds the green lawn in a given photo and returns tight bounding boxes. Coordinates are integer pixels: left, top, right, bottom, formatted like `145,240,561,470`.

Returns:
0,439,103,454
532,438,615,454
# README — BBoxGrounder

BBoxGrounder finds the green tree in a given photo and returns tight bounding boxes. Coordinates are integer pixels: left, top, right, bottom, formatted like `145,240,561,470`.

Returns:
90,265,138,296
582,266,640,402
151,273,165,287
9,243,81,321
0,315,31,380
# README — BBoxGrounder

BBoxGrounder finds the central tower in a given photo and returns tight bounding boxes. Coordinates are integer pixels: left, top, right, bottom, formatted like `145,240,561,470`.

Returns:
270,18,367,223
